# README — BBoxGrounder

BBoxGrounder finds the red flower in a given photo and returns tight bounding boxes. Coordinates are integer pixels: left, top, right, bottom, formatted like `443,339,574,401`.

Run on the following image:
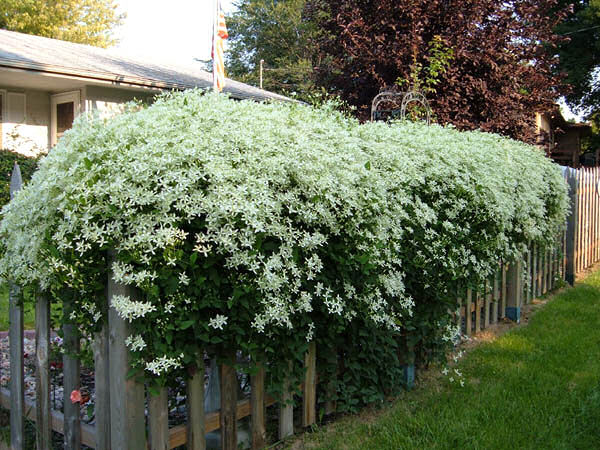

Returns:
70,390,82,404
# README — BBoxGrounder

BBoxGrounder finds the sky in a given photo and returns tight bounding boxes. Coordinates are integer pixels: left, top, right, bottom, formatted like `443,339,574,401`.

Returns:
115,0,234,65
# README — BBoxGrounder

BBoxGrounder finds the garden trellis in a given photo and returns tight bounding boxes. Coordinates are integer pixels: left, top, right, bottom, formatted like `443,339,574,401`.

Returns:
0,91,573,449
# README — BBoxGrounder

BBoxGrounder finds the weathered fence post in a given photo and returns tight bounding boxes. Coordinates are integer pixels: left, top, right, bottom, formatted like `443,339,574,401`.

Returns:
187,357,206,450
148,387,169,450
9,162,24,450
465,289,472,336
278,362,294,440
492,271,499,324
251,363,266,449
35,292,51,450
63,294,81,450
108,251,147,450
484,281,491,328
566,168,579,285
303,342,317,428
220,350,238,450
505,257,523,323
93,318,111,450
474,291,481,333
531,243,540,298
526,242,532,304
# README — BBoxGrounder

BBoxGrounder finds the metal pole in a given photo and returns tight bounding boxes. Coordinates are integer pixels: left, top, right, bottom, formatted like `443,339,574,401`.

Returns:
212,0,219,93
259,59,264,90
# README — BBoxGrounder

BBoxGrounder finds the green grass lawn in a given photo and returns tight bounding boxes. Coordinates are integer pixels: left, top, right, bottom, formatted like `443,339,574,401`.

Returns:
299,272,600,450
0,283,36,331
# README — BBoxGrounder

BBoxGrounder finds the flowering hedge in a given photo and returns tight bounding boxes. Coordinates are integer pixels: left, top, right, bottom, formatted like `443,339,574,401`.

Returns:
0,90,568,390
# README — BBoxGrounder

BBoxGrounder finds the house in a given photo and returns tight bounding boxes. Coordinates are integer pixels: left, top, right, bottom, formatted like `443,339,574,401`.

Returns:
0,29,289,156
536,108,593,168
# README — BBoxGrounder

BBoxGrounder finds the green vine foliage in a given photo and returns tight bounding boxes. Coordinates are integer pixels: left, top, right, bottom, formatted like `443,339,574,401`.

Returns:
396,35,454,95
0,91,568,407
395,35,454,122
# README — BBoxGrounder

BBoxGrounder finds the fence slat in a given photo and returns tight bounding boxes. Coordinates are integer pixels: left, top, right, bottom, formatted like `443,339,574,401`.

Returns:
484,281,491,328
526,243,532,304
187,360,206,450
577,169,583,273
541,250,547,295
9,162,24,450
552,245,558,290
474,291,481,333
591,167,598,264
545,249,551,294
9,282,24,450
251,364,266,450
278,362,294,440
93,323,111,450
492,271,499,324
220,353,238,450
506,259,522,322
566,169,578,285
63,297,81,450
35,293,51,450
108,251,147,450
303,342,317,428
149,387,169,450
535,243,540,296
465,289,472,335
500,264,507,319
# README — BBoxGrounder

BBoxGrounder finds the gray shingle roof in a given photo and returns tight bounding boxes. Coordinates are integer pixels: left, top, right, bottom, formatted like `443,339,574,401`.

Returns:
0,29,291,102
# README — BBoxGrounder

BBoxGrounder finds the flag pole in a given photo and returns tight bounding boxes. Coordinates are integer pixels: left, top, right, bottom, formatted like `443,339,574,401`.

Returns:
212,0,219,92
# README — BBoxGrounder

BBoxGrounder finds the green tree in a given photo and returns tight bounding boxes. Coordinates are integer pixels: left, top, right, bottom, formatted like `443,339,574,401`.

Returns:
556,0,600,115
226,0,317,98
0,0,125,48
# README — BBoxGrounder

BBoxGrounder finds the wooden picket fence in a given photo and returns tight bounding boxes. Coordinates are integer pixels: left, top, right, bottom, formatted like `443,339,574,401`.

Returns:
456,238,566,337
1,162,595,449
571,166,600,274
1,163,323,450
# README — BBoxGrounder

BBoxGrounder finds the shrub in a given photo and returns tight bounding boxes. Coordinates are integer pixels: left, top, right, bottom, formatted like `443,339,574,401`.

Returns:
0,90,568,397
0,149,40,209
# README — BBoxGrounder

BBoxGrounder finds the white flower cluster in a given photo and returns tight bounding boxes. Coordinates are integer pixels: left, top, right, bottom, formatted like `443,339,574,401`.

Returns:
125,334,146,352
441,322,461,344
111,294,156,322
208,314,228,330
145,354,184,376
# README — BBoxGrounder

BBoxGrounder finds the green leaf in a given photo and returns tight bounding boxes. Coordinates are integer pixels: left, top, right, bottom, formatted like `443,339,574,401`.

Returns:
180,320,195,330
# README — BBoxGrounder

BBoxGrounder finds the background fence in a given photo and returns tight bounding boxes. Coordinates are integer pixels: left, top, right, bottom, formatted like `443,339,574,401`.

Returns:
0,162,594,450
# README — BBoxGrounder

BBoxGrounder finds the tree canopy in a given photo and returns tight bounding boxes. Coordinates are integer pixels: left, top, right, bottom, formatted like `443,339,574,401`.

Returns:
556,0,600,116
226,0,317,97
0,0,125,48
306,0,569,142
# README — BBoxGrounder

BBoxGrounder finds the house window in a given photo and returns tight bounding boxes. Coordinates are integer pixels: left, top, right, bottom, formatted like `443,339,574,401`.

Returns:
56,101,74,140
51,91,80,147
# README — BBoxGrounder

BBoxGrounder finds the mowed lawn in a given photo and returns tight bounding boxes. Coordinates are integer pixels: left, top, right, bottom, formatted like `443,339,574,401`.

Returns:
300,272,600,450
0,283,35,331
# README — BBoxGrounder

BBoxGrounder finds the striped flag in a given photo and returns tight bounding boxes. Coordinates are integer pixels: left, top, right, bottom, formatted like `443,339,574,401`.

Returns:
212,1,229,92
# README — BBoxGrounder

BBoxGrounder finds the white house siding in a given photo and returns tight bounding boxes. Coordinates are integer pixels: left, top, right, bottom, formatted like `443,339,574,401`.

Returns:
84,85,155,120
1,88,50,157
0,85,156,157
